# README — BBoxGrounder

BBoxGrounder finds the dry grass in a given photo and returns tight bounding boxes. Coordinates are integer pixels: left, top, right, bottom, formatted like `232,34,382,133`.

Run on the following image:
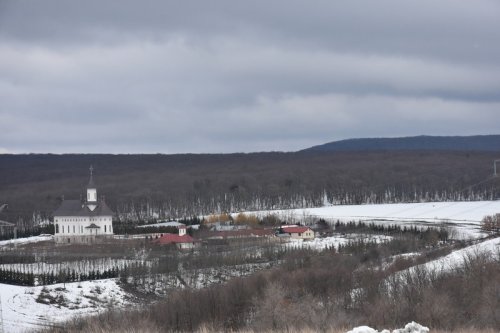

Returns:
44,319,499,333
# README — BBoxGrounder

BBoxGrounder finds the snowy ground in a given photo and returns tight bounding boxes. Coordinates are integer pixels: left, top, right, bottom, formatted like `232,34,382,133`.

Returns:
401,236,500,274
137,221,185,228
248,200,500,239
0,235,53,248
286,234,393,251
348,321,429,333
0,279,132,333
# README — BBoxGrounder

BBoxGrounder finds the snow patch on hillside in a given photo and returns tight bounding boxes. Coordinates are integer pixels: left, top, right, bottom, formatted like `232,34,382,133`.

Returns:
0,235,53,248
0,279,131,333
402,236,500,274
137,221,185,228
347,321,429,333
287,234,393,251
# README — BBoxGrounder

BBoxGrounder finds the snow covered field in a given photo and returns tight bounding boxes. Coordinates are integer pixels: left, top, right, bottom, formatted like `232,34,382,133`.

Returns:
249,200,500,239
401,236,500,274
0,279,131,333
0,235,53,248
287,234,393,251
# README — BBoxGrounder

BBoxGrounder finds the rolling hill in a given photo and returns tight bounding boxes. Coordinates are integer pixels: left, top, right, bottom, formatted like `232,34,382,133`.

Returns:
304,135,500,152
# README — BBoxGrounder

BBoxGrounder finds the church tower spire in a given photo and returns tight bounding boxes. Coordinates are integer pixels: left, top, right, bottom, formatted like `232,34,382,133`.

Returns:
86,165,97,211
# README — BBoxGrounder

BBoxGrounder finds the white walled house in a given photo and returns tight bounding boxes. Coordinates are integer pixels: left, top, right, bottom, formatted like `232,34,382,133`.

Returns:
280,226,315,240
53,167,114,244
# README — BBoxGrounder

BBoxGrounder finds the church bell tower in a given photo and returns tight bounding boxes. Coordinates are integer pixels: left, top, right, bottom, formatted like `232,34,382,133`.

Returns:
86,165,97,211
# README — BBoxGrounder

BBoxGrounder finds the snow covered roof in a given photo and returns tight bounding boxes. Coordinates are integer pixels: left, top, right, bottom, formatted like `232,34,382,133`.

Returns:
54,200,114,217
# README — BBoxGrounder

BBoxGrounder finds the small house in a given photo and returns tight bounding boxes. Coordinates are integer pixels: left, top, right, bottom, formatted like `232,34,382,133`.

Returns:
280,226,315,240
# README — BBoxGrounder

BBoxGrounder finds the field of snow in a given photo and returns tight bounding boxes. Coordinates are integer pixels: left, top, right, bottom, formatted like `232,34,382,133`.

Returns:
0,235,53,248
402,236,500,274
137,221,185,228
248,200,500,239
0,278,131,333
287,234,393,251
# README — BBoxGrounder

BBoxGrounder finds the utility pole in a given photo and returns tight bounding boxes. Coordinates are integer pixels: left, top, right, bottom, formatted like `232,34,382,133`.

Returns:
0,204,16,240
0,294,4,333
0,204,6,333
495,160,500,177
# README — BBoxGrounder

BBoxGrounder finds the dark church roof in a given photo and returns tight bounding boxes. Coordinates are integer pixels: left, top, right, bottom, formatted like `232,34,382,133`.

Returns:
87,165,97,189
87,174,96,189
54,200,114,217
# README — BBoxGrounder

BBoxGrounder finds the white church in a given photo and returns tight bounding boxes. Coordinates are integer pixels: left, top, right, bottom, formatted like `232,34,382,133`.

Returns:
53,166,114,244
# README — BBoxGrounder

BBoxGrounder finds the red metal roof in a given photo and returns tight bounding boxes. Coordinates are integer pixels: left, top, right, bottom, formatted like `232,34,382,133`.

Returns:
282,226,310,234
154,233,197,244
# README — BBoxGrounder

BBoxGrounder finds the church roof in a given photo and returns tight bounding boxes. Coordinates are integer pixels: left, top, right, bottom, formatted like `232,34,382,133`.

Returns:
87,174,96,189
54,200,114,217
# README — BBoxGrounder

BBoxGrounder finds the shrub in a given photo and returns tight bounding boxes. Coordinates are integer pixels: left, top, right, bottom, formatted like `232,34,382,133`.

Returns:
481,214,500,233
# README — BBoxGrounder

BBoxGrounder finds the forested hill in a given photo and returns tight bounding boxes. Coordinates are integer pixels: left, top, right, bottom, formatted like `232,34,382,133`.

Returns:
304,135,500,152
1,151,500,226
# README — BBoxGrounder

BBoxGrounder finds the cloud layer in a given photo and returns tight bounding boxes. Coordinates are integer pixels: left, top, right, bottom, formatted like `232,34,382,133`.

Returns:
1,0,499,153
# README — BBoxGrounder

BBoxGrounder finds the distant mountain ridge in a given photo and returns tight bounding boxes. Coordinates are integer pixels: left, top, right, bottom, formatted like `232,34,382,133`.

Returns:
304,135,500,152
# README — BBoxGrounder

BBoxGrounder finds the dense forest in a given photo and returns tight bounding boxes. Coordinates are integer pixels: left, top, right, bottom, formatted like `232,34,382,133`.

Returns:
305,135,500,152
1,150,500,226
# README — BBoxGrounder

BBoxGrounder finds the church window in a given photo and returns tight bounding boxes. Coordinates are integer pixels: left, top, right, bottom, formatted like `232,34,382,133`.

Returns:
73,225,75,233
55,224,59,233
104,225,107,232
62,225,64,233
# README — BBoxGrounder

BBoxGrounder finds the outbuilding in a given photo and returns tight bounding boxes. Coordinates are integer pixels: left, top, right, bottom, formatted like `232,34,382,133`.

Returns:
280,226,315,240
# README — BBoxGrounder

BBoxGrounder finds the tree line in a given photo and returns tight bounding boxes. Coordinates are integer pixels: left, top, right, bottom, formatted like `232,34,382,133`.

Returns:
1,151,499,226
0,262,147,286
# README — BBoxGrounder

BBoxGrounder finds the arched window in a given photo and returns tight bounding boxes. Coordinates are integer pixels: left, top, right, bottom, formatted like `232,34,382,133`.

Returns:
55,224,59,234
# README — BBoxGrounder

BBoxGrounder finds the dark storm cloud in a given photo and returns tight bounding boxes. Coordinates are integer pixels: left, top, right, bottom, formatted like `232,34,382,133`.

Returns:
0,0,499,153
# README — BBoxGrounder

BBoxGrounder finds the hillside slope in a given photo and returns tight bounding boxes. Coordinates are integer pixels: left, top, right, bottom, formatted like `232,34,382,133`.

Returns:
304,135,500,152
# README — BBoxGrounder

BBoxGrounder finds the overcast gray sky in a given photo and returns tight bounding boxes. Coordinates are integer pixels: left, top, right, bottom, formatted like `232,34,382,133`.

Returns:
1,0,499,154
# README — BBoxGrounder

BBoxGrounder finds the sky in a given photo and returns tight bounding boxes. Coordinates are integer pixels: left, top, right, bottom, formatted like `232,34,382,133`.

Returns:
0,0,499,154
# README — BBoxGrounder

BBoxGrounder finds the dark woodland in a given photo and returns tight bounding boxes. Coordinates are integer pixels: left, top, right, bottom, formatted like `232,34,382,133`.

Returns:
305,135,500,152
1,150,500,226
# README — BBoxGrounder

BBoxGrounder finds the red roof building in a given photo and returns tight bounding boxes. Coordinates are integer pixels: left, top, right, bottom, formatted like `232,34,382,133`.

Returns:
280,226,315,240
153,233,200,249
281,226,309,234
